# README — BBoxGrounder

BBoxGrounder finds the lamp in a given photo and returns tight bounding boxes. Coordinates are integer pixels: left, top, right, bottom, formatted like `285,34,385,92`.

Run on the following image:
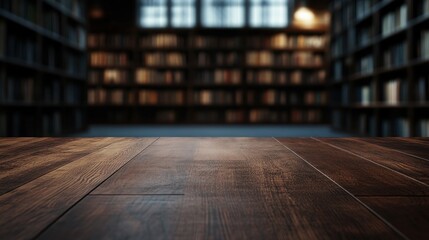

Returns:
294,0,315,24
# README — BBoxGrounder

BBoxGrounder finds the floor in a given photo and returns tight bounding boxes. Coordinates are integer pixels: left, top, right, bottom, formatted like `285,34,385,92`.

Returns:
0,137,428,239
74,125,350,137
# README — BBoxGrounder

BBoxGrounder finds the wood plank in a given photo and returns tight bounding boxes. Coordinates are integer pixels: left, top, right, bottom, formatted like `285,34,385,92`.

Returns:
0,138,78,162
0,138,46,152
0,138,157,240
276,138,429,196
0,138,120,195
400,138,429,146
316,138,429,185
92,138,197,195
359,196,429,240
39,138,403,239
360,138,429,160
39,195,184,240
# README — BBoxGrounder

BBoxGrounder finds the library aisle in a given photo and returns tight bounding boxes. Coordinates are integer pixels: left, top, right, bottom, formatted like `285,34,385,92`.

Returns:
74,125,349,137
0,137,427,239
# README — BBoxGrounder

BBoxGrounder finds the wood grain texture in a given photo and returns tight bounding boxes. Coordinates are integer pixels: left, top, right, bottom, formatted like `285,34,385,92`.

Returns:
359,197,429,240
0,138,46,152
277,138,429,196
92,138,197,195
0,138,157,240
361,138,429,160
39,138,402,240
315,138,429,185
0,138,120,195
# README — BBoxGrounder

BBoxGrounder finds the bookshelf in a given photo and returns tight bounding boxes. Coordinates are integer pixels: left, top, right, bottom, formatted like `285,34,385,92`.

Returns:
87,2,329,125
330,0,429,137
0,0,87,136
87,28,328,124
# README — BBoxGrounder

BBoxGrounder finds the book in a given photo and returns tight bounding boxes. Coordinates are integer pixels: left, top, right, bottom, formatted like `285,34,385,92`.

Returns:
383,79,407,105
194,90,242,105
420,30,429,59
416,76,429,103
381,4,407,36
417,119,429,137
136,69,184,85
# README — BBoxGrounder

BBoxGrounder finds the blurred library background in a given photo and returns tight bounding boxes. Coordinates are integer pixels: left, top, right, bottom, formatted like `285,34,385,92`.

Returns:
0,0,428,137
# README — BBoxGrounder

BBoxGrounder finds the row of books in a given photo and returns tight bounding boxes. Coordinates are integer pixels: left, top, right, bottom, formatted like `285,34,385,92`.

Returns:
331,37,344,58
143,53,185,66
0,76,34,103
246,51,323,66
0,0,37,23
383,41,407,68
193,91,243,105
416,0,429,16
332,61,343,81
89,69,129,85
247,91,327,105
417,119,429,137
43,8,61,35
247,34,326,49
383,79,408,105
357,55,374,74
192,110,245,123
332,2,353,34
356,113,376,136
5,34,37,63
381,4,407,36
88,89,129,105
0,75,83,104
420,30,429,59
88,34,135,48
66,23,85,49
43,44,61,69
382,118,409,137
90,52,128,66
356,84,375,105
195,36,240,48
66,51,85,75
356,0,372,20
197,52,240,66
247,70,326,85
88,89,186,105
45,0,85,19
357,26,373,47
88,33,326,49
141,34,186,48
196,70,241,85
416,76,429,102
136,69,184,85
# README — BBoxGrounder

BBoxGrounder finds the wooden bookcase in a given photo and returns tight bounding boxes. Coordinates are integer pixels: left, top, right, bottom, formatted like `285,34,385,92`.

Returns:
330,0,429,137
87,3,329,125
0,0,87,136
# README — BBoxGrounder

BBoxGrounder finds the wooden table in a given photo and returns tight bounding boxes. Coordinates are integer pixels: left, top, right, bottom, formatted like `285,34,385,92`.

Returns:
0,137,428,240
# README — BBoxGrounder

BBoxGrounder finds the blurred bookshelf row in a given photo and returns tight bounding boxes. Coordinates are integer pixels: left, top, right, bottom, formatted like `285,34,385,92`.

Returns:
1,0,428,137
0,0,86,136
330,0,429,137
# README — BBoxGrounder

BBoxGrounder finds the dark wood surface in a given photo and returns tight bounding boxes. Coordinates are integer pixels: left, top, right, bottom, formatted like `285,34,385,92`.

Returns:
0,138,428,239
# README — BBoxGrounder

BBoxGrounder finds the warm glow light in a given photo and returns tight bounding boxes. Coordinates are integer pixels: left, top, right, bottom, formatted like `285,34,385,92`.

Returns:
294,7,315,23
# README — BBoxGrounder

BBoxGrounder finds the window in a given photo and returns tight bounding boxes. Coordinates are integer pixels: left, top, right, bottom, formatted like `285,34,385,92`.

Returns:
172,0,196,27
140,0,168,27
250,0,289,27
202,0,245,27
139,0,290,28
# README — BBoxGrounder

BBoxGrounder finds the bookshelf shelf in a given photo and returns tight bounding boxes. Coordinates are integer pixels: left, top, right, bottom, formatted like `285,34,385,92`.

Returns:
330,0,429,137
0,0,87,137
86,1,329,125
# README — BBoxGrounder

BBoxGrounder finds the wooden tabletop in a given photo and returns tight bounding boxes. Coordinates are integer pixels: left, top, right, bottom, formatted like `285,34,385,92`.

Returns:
0,137,428,240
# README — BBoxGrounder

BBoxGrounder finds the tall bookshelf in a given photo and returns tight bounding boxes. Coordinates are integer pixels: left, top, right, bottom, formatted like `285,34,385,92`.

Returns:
0,0,87,136
330,0,429,137
87,3,329,124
